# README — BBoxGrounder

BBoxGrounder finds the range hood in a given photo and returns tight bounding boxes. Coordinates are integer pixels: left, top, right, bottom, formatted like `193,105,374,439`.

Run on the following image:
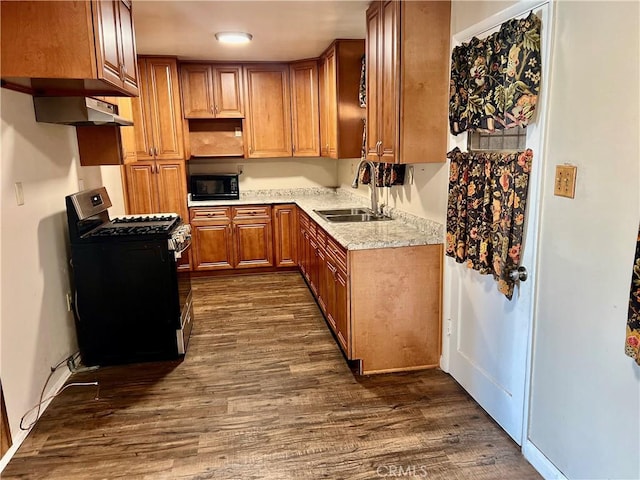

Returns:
33,97,133,126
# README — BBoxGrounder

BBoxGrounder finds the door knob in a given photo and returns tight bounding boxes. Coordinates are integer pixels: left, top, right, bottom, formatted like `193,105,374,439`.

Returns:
508,265,528,282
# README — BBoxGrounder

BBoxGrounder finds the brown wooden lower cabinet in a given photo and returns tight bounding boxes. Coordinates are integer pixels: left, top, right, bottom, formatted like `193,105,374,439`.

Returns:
232,206,273,269
298,208,442,375
273,204,298,267
190,205,277,271
191,207,234,270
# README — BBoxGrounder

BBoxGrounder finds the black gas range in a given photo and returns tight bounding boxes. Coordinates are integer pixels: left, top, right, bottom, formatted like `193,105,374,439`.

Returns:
66,187,193,367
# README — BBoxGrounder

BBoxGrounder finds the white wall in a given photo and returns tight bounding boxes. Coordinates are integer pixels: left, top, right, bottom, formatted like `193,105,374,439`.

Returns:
0,88,126,448
527,1,640,478
337,159,448,224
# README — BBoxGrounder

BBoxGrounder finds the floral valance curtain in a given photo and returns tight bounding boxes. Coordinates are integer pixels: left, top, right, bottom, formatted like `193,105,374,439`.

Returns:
446,147,533,299
626,225,640,365
449,12,542,135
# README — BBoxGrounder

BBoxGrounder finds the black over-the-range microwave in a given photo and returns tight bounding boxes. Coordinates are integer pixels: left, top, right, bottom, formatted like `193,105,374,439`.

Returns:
190,174,239,201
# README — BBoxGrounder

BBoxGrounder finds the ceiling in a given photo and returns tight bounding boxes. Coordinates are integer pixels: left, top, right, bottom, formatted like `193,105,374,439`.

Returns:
132,1,369,62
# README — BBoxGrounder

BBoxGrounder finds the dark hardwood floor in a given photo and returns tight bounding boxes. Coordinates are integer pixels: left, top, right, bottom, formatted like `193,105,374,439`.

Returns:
3,273,540,479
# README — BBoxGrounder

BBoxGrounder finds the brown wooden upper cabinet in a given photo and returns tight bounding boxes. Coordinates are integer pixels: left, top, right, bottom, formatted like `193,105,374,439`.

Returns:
132,57,185,161
76,96,136,166
365,0,450,164
125,160,188,223
289,60,320,157
318,40,365,159
180,64,244,118
243,64,293,158
1,0,139,97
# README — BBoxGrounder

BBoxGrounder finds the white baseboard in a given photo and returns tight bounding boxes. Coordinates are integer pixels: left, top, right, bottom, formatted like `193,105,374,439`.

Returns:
0,368,72,473
523,439,567,480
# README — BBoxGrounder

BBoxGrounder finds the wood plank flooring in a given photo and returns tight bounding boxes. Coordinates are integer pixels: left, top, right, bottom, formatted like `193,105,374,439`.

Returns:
3,273,540,479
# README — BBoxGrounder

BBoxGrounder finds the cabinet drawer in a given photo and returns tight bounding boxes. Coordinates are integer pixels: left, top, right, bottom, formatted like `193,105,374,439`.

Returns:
232,205,271,220
190,207,231,222
327,237,347,272
306,221,317,239
316,228,327,249
298,211,309,229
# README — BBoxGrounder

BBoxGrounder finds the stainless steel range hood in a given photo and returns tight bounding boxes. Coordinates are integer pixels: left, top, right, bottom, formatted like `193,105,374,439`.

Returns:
33,97,133,126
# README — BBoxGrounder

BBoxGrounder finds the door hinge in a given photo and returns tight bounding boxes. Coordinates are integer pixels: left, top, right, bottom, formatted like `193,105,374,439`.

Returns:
446,318,452,337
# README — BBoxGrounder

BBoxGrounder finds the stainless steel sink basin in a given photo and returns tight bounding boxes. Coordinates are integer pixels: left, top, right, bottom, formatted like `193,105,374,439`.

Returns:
324,213,392,223
314,208,371,216
314,208,392,223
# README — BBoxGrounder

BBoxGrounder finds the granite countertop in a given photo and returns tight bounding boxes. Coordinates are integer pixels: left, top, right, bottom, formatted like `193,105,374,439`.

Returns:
187,188,444,250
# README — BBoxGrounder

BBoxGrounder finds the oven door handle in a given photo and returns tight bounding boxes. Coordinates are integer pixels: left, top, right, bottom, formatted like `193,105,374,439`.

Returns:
173,238,192,259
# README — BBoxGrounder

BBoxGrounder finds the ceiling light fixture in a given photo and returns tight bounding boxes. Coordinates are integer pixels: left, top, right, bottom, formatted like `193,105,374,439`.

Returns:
215,32,253,45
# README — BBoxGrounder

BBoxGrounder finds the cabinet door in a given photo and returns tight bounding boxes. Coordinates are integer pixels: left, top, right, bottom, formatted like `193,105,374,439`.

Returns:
125,162,157,214
273,205,298,267
244,64,292,158
378,0,399,163
117,0,138,95
233,221,274,268
192,222,234,270
115,97,137,163
213,65,244,118
320,255,336,329
302,230,312,283
318,59,329,157
132,58,155,161
335,268,350,356
308,236,320,296
145,57,185,160
94,0,123,90
180,64,215,118
155,161,188,221
323,49,338,159
365,2,382,161
290,60,320,157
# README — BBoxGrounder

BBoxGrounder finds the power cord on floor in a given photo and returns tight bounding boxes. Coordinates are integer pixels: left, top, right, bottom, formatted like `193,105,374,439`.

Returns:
19,352,100,431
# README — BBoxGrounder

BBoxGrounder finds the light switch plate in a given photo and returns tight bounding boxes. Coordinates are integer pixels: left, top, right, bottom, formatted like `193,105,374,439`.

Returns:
14,182,24,206
554,165,577,198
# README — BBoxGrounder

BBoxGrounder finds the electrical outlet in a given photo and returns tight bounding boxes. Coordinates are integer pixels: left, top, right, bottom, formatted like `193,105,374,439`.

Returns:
237,164,244,175
66,292,73,312
554,165,577,198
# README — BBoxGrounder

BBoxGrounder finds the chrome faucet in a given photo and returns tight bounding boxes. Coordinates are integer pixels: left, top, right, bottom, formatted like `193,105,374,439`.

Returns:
351,159,380,216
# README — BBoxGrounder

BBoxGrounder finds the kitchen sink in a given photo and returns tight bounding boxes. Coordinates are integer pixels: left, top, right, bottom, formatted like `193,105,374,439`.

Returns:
314,208,392,223
314,208,371,216
325,213,392,223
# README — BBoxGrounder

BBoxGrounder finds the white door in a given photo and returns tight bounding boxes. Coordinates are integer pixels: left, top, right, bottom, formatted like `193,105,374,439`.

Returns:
443,2,553,445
